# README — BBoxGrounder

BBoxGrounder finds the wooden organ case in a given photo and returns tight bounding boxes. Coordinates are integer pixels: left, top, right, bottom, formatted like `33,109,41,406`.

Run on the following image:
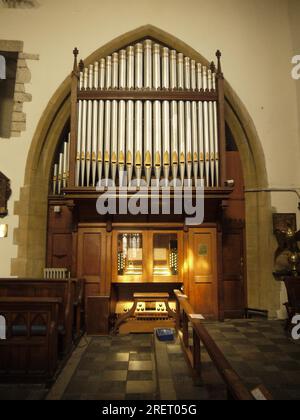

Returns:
47,39,246,334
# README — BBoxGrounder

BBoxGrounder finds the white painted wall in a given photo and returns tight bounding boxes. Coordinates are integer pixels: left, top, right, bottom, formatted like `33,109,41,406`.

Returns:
0,0,299,276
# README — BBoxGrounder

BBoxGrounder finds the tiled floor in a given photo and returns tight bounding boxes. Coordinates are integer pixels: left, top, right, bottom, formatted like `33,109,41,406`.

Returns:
1,320,300,400
204,320,300,400
62,334,158,400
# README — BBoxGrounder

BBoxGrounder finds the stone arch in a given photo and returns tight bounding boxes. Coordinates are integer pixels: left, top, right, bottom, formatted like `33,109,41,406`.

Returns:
12,24,280,316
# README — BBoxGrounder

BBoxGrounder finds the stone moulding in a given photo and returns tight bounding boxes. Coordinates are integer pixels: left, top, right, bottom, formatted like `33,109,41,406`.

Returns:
0,39,39,138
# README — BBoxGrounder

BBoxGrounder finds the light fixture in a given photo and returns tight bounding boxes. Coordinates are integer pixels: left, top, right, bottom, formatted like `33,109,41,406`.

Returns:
0,224,8,238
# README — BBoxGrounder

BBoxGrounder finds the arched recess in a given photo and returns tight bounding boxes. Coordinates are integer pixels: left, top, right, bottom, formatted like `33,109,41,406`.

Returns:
11,25,281,317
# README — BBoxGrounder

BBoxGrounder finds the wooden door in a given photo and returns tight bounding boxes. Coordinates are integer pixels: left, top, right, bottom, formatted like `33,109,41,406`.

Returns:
187,228,218,318
77,226,107,300
222,223,246,318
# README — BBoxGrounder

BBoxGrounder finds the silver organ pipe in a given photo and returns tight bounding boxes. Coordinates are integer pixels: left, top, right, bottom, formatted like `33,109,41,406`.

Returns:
170,50,178,181
99,58,105,90
126,100,134,186
97,59,105,186
191,60,196,91
61,41,223,195
153,44,161,90
63,141,68,189
112,53,119,89
58,152,63,195
118,50,126,186
162,47,169,90
119,50,126,89
191,101,198,186
202,65,210,187
178,101,185,185
104,100,111,186
118,99,126,186
171,101,179,181
212,71,219,186
92,62,98,187
144,100,152,186
135,100,143,187
208,68,215,187
185,101,192,185
197,63,205,181
127,46,134,89
126,46,134,186
135,43,143,186
135,43,143,89
144,40,152,89
111,99,118,185
76,70,83,186
104,57,112,185
170,50,177,90
162,47,170,185
86,64,93,186
162,101,170,185
153,44,161,183
81,67,88,186
153,100,162,183
144,40,152,186
184,57,191,90
111,54,119,184
53,163,58,195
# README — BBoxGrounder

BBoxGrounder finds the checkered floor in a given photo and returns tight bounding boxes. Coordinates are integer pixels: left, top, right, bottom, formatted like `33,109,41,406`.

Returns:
62,334,158,400
204,320,300,400
1,320,300,400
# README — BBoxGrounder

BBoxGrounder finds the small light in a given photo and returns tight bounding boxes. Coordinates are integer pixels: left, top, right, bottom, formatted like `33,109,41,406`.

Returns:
0,224,8,238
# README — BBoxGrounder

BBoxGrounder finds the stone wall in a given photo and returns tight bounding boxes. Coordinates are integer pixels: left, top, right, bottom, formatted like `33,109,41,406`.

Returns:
0,40,39,138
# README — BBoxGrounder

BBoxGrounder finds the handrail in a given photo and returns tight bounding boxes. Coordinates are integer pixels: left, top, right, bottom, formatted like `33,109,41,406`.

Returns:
174,289,254,401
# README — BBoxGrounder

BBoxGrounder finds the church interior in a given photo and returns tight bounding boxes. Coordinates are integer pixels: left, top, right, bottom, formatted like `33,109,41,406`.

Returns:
0,0,300,402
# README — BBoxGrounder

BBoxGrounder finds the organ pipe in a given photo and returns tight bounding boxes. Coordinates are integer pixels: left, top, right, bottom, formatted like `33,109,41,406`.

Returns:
63,41,223,194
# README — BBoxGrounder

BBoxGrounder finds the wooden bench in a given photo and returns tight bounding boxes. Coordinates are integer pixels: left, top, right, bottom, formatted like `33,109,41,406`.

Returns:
0,297,60,383
284,277,300,330
0,278,84,354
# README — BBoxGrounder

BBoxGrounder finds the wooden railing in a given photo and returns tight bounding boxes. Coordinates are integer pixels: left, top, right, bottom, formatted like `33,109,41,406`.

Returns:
174,289,272,401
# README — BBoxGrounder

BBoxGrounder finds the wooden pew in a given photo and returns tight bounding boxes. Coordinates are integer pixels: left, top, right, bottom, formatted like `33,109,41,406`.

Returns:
0,297,60,383
0,278,84,355
284,277,300,330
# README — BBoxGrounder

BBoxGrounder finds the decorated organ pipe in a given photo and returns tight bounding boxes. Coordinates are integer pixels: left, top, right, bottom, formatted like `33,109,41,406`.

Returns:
53,41,226,195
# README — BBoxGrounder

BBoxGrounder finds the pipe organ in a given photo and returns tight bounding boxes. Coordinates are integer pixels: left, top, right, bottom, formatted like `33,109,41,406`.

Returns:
46,37,247,332
51,40,226,194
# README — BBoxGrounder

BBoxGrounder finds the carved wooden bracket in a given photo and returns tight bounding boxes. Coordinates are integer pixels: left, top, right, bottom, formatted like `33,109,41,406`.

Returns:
0,172,12,217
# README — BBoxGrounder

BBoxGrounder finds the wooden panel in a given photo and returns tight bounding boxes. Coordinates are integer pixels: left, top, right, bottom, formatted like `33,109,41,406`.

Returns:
77,227,107,327
50,233,73,269
0,298,59,382
223,229,246,317
82,234,102,276
47,204,74,271
86,296,110,335
77,228,106,284
225,151,245,220
187,228,218,318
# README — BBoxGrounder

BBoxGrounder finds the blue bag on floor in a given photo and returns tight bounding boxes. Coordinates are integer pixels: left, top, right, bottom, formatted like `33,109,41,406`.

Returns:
156,328,175,341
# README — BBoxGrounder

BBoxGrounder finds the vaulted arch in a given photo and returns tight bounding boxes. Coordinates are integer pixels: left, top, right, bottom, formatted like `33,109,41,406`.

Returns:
12,25,280,316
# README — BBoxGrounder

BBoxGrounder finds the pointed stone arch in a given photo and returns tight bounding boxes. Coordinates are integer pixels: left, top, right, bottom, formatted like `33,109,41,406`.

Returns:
12,25,279,316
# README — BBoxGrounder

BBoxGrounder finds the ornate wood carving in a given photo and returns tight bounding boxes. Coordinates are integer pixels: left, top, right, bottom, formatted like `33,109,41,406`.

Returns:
0,172,11,217
273,213,296,234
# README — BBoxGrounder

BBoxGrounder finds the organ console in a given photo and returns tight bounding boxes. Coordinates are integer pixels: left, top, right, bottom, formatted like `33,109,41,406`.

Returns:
47,37,240,333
